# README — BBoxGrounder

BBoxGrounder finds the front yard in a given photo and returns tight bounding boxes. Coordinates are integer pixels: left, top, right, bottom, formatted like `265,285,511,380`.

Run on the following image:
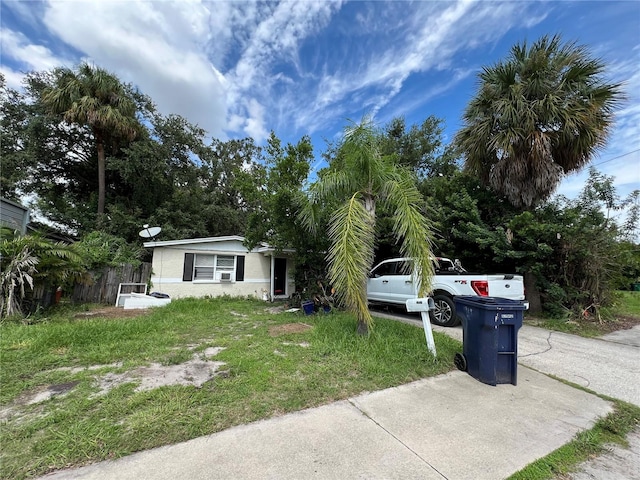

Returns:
0,297,460,479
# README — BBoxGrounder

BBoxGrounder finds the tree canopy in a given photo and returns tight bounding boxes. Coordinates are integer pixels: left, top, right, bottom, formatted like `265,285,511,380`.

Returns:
456,34,624,209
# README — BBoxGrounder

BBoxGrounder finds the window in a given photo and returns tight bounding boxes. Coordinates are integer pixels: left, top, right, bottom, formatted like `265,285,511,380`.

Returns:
371,261,399,278
193,254,235,281
183,253,245,282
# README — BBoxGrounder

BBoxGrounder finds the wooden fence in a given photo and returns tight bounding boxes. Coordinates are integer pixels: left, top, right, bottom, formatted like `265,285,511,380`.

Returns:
72,263,152,305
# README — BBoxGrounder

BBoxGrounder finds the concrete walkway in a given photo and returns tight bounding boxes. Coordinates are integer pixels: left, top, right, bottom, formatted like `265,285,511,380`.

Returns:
40,320,639,480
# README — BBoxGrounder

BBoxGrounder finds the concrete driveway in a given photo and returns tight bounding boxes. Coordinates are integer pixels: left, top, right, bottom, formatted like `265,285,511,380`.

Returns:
378,309,640,407
517,325,640,406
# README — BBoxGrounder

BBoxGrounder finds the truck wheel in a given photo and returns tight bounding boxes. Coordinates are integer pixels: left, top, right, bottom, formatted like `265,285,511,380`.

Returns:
429,294,459,327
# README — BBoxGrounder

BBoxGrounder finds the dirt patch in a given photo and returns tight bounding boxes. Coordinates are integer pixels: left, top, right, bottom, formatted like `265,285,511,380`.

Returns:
93,358,228,396
268,323,313,336
73,307,150,319
596,315,640,333
16,381,80,406
2,347,229,423
265,305,286,314
87,348,229,396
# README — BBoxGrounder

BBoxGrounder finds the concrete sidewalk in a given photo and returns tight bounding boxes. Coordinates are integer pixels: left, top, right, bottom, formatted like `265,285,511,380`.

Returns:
41,367,611,480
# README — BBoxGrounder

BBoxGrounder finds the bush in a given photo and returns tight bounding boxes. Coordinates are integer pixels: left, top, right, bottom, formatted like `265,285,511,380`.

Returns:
75,231,144,269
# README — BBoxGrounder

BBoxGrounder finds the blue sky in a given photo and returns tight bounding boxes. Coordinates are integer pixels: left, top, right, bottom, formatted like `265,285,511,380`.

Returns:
1,0,639,207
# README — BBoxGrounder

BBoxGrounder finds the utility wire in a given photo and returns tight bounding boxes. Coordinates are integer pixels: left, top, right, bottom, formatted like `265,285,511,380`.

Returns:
591,148,640,167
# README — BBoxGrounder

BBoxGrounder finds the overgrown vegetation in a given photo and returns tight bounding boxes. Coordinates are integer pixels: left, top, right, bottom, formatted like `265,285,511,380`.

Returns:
530,291,640,337
420,167,639,318
0,297,460,479
0,228,86,319
301,117,435,335
0,229,148,320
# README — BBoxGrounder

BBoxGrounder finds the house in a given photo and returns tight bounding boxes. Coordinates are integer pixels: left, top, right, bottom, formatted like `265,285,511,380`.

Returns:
142,236,295,300
0,197,30,235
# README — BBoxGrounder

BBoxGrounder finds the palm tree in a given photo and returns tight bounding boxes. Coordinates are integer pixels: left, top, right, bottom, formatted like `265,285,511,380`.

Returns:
41,63,140,219
302,118,434,335
0,228,86,318
456,35,624,209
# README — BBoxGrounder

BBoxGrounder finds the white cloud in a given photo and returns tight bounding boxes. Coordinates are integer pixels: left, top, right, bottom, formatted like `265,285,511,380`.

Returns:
0,28,66,87
297,0,529,133
222,0,342,139
243,98,268,141
2,0,636,175
0,65,26,90
41,0,228,138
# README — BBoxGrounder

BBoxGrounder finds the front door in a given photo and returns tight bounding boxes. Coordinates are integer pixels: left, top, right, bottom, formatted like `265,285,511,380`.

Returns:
274,258,287,296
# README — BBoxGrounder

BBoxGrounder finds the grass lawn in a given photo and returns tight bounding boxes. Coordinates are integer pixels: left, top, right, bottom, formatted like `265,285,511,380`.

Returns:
525,291,640,337
0,297,460,480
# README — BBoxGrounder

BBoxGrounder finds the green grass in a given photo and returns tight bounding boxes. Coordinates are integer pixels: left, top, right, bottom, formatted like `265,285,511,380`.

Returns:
0,297,460,479
612,290,640,317
508,399,640,480
526,291,640,337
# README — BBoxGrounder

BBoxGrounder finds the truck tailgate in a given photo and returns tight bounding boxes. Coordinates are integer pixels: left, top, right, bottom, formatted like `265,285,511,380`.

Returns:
487,275,526,300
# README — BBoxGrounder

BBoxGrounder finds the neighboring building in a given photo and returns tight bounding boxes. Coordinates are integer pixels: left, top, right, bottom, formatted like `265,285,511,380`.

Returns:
0,197,30,235
143,236,295,300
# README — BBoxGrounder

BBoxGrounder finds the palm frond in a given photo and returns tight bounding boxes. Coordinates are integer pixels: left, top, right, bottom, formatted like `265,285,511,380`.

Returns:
383,173,435,295
326,193,375,329
456,34,624,208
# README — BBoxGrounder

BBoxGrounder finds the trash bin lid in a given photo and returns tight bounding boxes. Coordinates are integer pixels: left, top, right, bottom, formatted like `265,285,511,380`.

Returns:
454,296,527,310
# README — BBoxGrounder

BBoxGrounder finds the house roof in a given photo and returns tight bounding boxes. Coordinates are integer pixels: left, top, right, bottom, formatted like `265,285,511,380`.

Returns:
143,235,295,254
143,235,245,248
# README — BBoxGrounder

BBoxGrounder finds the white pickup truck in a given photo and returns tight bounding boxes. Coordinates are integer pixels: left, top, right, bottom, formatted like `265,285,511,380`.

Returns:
367,257,528,327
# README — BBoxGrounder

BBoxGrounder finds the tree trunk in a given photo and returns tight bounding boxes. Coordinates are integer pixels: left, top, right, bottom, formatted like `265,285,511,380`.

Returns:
524,271,542,314
356,318,369,336
357,194,376,336
96,130,106,217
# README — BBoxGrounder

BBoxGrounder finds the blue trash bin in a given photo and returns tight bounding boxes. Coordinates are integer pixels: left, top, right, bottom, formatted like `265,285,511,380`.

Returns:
454,296,527,386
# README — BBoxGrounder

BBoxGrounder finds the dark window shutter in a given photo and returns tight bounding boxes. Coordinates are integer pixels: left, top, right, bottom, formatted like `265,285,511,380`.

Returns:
183,253,194,281
236,255,245,281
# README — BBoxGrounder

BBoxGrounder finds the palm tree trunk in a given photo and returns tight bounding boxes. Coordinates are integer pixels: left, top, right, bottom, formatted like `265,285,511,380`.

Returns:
95,129,106,220
356,194,377,336
356,317,369,335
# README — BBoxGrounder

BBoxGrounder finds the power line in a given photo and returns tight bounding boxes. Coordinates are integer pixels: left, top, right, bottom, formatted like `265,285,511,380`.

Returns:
591,148,640,167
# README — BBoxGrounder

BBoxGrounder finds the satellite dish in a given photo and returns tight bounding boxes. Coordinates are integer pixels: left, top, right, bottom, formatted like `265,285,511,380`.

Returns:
139,224,161,239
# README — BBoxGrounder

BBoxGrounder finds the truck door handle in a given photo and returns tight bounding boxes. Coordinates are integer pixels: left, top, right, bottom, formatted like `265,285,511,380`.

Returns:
382,280,388,284
405,280,412,284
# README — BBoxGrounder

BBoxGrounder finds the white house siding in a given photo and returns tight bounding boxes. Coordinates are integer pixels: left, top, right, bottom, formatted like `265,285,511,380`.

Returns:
146,238,294,300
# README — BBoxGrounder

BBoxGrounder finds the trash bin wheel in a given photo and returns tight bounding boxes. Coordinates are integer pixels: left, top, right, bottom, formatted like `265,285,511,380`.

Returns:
454,353,467,372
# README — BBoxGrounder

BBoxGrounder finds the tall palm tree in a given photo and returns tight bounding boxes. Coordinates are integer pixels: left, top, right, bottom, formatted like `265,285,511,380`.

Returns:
41,63,140,219
456,35,624,209
302,118,434,335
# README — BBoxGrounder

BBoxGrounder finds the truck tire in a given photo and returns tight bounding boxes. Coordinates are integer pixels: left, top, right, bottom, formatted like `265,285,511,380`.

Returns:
429,294,459,327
